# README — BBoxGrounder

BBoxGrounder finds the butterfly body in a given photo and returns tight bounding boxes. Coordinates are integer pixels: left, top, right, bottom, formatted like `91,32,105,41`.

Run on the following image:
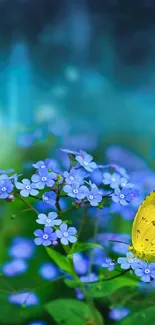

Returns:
130,191,155,262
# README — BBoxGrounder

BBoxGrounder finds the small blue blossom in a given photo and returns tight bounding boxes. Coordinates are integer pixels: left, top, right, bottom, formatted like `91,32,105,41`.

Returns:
31,169,57,189
73,253,89,275
117,252,140,270
10,173,22,182
39,262,59,280
34,200,49,213
2,259,28,277
8,237,35,259
134,261,155,282
112,187,133,206
86,184,102,206
75,288,85,300
114,165,129,179
0,169,14,174
0,175,13,199
34,227,57,246
91,247,106,266
42,191,56,205
15,179,39,197
102,172,121,189
8,292,39,306
56,223,77,245
75,150,97,172
63,168,83,185
33,159,56,171
109,307,130,321
80,273,98,283
36,212,62,227
63,183,88,200
120,206,135,221
102,258,116,271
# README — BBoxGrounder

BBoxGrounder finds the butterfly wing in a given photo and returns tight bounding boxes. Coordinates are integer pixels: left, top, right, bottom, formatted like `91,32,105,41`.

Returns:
132,191,155,260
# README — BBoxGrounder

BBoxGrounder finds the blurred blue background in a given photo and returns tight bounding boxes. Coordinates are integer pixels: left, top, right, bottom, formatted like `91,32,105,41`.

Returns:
1,0,155,163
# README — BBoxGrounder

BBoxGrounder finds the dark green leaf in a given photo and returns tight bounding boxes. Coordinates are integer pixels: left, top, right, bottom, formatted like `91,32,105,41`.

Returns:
45,247,71,273
89,276,138,298
45,298,104,325
71,242,103,254
120,307,155,325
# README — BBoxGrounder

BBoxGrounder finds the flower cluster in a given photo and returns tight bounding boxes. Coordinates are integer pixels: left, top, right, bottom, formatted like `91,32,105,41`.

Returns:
0,149,139,250
102,251,155,283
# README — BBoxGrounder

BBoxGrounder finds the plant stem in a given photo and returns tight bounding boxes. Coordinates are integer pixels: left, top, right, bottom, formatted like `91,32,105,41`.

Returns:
15,193,39,214
63,246,101,325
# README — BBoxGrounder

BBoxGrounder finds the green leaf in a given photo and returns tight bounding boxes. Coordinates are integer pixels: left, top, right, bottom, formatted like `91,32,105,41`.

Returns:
71,242,103,254
64,279,84,289
45,247,71,273
119,307,155,325
45,298,104,325
89,276,138,298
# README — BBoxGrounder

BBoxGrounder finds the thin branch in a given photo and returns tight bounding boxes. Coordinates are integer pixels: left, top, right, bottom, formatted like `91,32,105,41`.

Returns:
15,193,39,214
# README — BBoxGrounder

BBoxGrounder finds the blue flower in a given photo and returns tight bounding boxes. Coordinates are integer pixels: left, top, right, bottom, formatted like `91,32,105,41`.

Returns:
31,169,57,189
56,223,77,245
75,288,84,300
80,273,98,283
8,292,39,306
0,169,14,174
0,175,13,199
75,151,97,172
33,159,56,171
91,247,106,266
109,307,130,321
73,253,89,275
102,172,121,189
63,168,83,185
15,179,39,197
36,212,62,227
63,183,88,200
10,173,22,182
34,200,49,213
2,259,28,277
102,258,116,271
42,191,56,205
86,184,102,206
134,261,155,282
117,252,140,270
119,177,135,190
34,227,57,246
120,206,135,221
112,187,133,206
8,237,35,259
39,262,59,280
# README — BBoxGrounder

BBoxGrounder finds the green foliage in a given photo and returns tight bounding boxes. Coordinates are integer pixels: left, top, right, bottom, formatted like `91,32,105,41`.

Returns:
89,276,138,298
119,307,155,325
71,242,103,253
64,279,84,288
45,298,104,325
45,247,72,273
0,295,43,325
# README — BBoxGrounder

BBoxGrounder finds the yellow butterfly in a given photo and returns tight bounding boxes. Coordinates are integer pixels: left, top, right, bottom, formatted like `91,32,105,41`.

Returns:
129,191,155,261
